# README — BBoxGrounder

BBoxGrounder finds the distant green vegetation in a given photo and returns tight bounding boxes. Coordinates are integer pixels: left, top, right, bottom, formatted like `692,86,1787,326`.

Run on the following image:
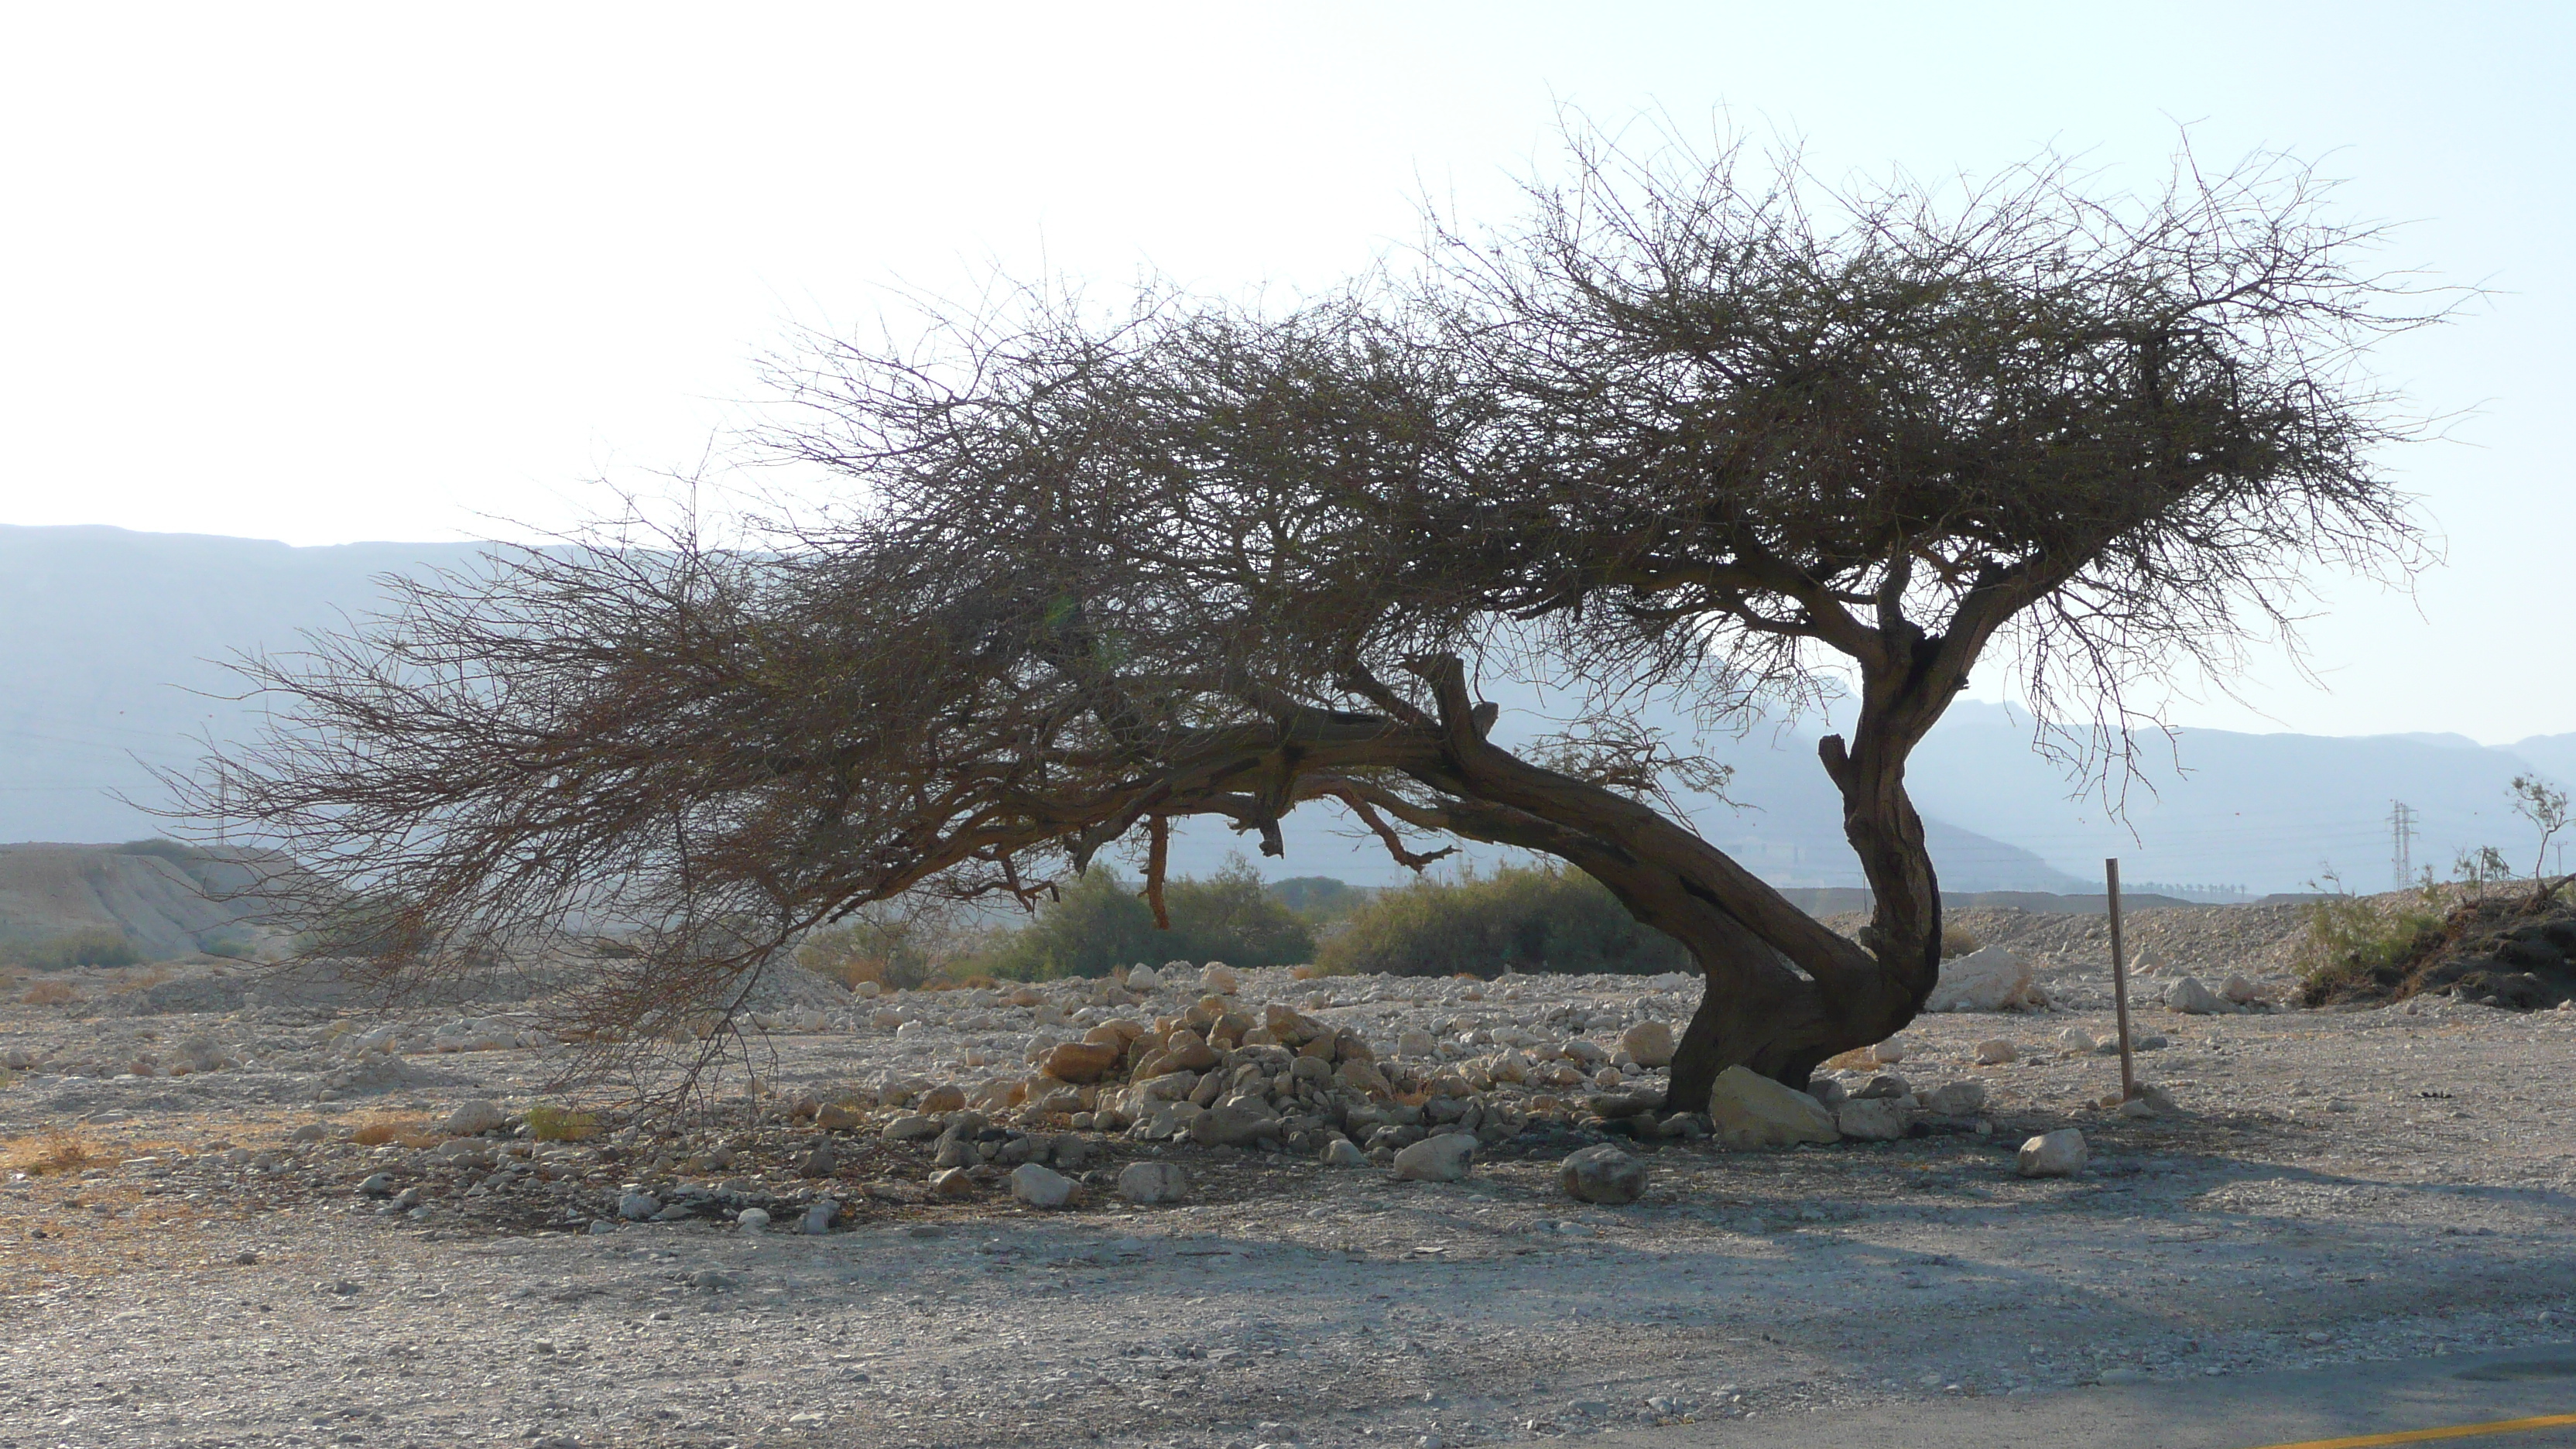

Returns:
0,928,146,971
1316,863,1693,978
960,858,1316,981
1266,875,1375,923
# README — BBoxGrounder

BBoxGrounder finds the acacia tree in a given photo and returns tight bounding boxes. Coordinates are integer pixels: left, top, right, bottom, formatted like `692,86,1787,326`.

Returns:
194,139,2436,1108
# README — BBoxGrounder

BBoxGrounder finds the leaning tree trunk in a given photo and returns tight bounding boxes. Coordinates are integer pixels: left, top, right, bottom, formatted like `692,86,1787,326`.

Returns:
1644,720,1942,1112
1394,658,1944,1117
1649,654,1954,1111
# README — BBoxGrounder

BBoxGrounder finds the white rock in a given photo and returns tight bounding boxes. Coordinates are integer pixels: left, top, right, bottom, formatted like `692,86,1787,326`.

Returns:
1924,946,2047,1012
1321,1138,1367,1167
1200,962,1238,995
1708,1066,1840,1149
1396,1029,1438,1060
1871,1036,1909,1064
1921,1081,1988,1116
735,1208,772,1231
882,1114,940,1142
1125,964,1161,992
2016,1129,2088,1177
1618,1021,1675,1068
2164,976,2229,1014
1116,1160,1190,1204
1834,1098,1907,1142
617,1191,659,1221
1975,1038,2019,1064
2221,974,2267,1005
2057,1027,2098,1051
1391,1132,1477,1183
437,1099,509,1136
852,980,882,999
1009,1162,1077,1208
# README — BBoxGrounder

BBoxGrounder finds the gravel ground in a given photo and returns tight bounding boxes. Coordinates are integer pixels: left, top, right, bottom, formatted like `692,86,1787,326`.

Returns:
4,905,2574,1449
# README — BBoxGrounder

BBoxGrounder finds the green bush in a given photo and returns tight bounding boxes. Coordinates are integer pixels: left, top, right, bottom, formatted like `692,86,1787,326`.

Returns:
2295,887,2446,1003
965,858,1316,980
1315,863,1693,978
1,929,146,971
1267,875,1374,923
796,901,981,991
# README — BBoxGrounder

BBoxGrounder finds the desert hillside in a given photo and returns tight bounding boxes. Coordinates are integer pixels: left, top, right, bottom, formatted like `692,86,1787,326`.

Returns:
0,841,288,959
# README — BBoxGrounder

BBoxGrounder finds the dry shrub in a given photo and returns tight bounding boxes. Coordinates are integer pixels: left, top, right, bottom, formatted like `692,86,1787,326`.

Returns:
1940,923,1982,959
351,1115,434,1148
19,979,77,1006
523,1104,600,1141
5,1126,99,1175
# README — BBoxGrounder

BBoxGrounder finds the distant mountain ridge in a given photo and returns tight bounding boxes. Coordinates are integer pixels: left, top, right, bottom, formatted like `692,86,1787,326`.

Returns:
2,524,2564,896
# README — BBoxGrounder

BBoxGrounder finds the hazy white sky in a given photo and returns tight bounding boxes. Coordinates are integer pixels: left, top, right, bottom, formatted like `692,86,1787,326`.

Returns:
3,3,2568,742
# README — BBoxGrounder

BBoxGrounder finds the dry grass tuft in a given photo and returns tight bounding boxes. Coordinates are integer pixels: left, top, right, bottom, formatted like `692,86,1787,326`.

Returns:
108,965,179,993
5,1126,101,1175
19,979,77,1005
350,1115,437,1148
523,1104,600,1142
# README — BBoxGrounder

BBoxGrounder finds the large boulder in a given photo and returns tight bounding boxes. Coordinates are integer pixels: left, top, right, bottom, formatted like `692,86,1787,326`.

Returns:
1040,1040,1122,1084
1834,1098,1907,1142
1009,1163,1077,1208
1707,1066,1840,1149
2164,976,2230,1014
1924,946,2047,1012
1559,1145,1649,1204
1618,1021,1676,1068
1391,1132,1477,1183
1116,1161,1190,1204
1187,1102,1282,1149
1158,1029,1220,1072
438,1099,509,1136
2016,1129,2088,1177
882,1113,940,1142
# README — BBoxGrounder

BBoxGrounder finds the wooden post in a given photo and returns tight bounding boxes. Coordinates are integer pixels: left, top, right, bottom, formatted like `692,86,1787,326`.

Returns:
2107,857,2137,1102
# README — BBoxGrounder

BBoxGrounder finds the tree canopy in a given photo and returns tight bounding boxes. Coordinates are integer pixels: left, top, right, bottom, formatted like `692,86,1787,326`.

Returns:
194,134,2438,1100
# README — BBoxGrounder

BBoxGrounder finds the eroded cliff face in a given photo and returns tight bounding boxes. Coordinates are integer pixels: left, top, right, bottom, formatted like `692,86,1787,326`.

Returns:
0,841,289,959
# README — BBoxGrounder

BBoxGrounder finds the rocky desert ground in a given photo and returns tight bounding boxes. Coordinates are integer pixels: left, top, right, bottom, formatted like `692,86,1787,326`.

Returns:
5,901,2574,1449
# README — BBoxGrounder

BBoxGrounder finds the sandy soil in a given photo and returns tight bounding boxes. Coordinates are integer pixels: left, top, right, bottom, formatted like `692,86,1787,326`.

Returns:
3,910,2573,1449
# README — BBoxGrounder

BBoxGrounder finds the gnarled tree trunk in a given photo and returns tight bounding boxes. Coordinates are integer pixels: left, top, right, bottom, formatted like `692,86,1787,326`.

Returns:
1369,658,1944,1115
